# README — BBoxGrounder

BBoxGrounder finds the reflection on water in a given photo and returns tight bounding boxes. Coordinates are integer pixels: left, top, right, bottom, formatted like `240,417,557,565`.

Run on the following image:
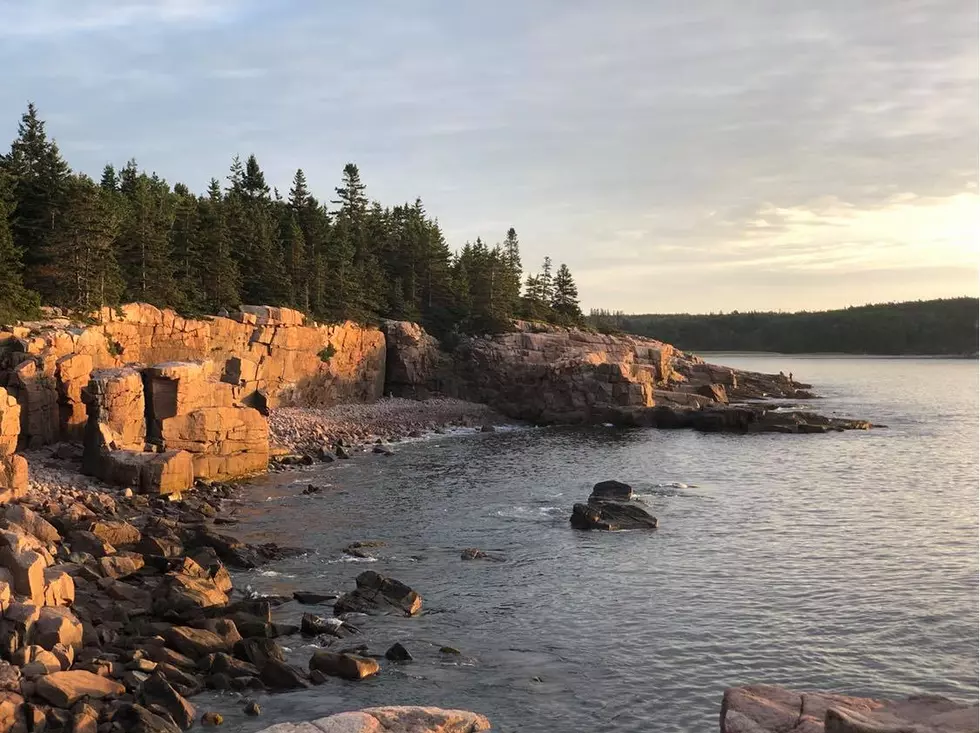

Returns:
214,357,978,732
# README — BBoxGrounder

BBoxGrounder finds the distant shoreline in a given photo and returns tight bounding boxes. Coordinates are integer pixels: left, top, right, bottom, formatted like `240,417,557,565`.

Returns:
694,351,979,360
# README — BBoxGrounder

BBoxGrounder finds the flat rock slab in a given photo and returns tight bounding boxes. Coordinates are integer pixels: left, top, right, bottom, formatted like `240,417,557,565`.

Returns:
721,684,979,733
255,706,491,733
36,670,126,707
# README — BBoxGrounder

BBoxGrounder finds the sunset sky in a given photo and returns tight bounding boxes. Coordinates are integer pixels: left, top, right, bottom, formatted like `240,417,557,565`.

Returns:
2,0,976,313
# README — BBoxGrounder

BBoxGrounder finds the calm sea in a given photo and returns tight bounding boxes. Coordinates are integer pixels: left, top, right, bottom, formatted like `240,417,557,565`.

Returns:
216,355,979,732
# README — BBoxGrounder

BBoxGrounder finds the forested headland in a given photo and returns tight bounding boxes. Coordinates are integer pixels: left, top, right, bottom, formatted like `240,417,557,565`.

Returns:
589,298,979,356
0,104,583,338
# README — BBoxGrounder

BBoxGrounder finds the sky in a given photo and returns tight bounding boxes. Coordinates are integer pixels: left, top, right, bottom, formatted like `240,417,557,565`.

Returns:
1,0,977,314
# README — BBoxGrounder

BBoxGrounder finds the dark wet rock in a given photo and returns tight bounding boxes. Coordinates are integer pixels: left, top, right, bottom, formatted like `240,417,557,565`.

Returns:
589,480,633,501
302,484,321,495
301,613,339,637
292,591,336,605
439,646,461,655
163,623,240,660
308,650,379,680
372,446,394,456
112,703,182,733
258,659,309,690
233,638,285,669
570,500,658,531
139,673,195,730
335,445,351,459
385,643,413,662
208,653,259,679
480,424,496,433
244,700,261,716
333,571,422,617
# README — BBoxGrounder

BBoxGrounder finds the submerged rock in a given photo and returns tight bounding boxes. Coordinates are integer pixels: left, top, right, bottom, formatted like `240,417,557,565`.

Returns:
720,684,979,733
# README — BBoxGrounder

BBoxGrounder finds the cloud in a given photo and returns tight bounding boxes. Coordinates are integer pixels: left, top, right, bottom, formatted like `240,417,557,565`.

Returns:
0,0,975,312
0,0,240,37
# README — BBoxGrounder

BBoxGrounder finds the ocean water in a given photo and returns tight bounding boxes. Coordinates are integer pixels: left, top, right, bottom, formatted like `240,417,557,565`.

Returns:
218,355,979,732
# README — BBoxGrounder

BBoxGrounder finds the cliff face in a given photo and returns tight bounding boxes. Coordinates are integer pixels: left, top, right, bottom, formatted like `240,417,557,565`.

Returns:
0,304,386,449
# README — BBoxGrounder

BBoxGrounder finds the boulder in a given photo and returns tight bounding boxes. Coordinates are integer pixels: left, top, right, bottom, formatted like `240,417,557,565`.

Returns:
140,672,196,730
164,622,240,659
570,501,658,531
252,706,491,733
720,685,979,733
259,659,310,690
234,638,285,669
4,505,60,543
308,651,379,681
67,530,116,558
42,566,75,606
381,320,443,398
87,519,141,547
99,552,145,579
35,670,125,708
157,570,229,612
696,383,729,403
333,571,422,617
589,480,633,501
0,456,27,504
0,544,45,601
35,606,84,651
112,703,182,733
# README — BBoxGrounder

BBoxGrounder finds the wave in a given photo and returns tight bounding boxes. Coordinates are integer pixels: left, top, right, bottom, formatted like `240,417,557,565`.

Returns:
494,505,565,521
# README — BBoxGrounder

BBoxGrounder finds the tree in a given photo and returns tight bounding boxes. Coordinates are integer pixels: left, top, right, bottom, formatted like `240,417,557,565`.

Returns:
47,175,123,311
2,103,71,301
551,263,582,324
196,179,240,311
0,184,40,322
116,172,181,307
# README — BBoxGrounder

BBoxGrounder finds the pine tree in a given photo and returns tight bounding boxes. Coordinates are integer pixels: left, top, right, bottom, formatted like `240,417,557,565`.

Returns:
279,207,306,309
2,103,71,301
500,227,523,319
170,182,203,312
100,164,118,192
551,262,582,324
539,256,554,304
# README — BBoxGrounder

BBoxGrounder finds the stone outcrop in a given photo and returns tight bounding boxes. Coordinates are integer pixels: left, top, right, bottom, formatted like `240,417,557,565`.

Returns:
0,388,26,504
0,303,386,450
720,684,978,733
381,320,444,398
255,706,492,733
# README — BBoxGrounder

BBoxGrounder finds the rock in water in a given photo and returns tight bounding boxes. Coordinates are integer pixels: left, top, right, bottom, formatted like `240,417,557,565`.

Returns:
333,571,422,616
308,650,379,681
720,684,979,733
251,706,491,733
570,501,658,531
385,643,413,662
589,480,633,501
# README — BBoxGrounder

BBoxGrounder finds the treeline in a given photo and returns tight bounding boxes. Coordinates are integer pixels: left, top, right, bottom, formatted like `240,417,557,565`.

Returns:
0,104,583,337
592,298,979,355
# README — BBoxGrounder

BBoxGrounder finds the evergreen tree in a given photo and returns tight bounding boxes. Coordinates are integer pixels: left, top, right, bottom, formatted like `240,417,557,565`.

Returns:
551,263,582,324
500,227,523,319
539,256,554,304
170,182,203,312
196,179,240,311
47,175,123,311
2,103,71,300
0,175,40,322
100,164,118,192
227,154,288,305
116,172,181,307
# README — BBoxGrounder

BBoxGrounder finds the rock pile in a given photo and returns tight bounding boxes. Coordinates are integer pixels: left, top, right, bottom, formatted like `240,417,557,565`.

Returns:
721,684,978,733
570,480,659,531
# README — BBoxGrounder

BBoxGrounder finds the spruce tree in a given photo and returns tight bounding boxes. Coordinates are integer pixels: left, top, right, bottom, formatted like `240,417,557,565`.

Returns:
48,175,123,311
0,183,40,322
2,103,71,301
170,182,204,312
196,179,241,311
551,262,582,324
117,171,181,307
